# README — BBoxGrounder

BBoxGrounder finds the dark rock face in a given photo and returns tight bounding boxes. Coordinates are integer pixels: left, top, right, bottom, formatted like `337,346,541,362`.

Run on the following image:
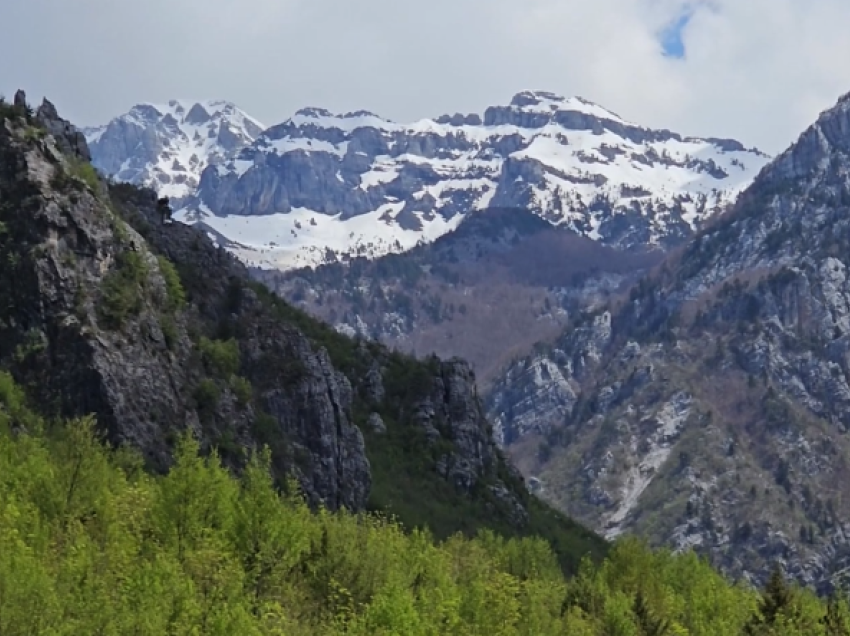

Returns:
6,90,91,162
0,111,191,468
0,96,533,525
0,102,369,510
420,359,528,526
110,185,372,511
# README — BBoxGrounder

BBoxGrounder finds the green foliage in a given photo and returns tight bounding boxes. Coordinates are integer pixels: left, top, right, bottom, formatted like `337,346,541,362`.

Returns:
157,255,186,311
22,125,46,142
230,375,253,406
0,96,32,123
237,276,606,574
67,157,100,193
97,251,150,329
199,337,241,377
0,382,845,635
12,328,46,363
194,378,221,415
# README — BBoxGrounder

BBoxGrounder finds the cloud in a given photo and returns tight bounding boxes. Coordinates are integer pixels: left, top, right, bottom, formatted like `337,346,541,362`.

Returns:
3,0,850,154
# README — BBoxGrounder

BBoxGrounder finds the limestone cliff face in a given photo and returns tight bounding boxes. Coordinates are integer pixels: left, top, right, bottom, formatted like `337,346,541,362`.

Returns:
486,91,850,590
0,93,543,536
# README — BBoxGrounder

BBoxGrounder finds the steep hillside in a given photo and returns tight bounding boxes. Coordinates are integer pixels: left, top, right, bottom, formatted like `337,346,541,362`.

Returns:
83,99,264,204
262,207,661,388
0,91,604,571
487,90,850,590
110,89,772,270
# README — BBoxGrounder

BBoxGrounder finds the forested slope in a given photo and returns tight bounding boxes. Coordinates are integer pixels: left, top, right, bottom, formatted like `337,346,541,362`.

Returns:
0,373,846,635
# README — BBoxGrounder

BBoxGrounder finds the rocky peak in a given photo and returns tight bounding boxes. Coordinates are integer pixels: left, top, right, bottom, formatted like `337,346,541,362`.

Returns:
760,93,850,184
13,89,27,110
295,106,335,119
83,99,264,204
184,102,211,125
8,90,91,162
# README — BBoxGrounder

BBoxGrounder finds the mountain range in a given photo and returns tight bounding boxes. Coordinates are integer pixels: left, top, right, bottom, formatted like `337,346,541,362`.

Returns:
76,85,850,589
84,91,770,269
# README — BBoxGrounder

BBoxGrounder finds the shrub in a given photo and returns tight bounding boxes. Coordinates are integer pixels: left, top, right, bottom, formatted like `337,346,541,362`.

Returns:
193,378,220,414
98,251,149,329
230,375,253,406
198,337,240,377
160,314,178,351
156,255,186,311
68,158,100,193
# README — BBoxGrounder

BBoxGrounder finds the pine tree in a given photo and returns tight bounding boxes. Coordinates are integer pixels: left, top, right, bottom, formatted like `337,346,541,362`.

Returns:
822,597,850,636
633,589,670,636
744,565,795,634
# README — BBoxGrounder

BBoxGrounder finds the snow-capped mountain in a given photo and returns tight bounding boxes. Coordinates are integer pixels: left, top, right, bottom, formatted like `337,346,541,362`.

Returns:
176,90,770,270
83,100,264,203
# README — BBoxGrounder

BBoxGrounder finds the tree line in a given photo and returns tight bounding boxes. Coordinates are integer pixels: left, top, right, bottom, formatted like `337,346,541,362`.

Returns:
0,370,846,635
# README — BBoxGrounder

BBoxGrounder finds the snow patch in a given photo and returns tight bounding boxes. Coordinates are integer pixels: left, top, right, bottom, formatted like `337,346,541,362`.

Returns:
174,203,465,270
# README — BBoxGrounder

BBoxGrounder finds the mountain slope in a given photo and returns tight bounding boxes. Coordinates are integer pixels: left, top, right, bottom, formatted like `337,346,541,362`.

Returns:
0,91,604,572
487,90,850,590
83,99,264,203
149,90,770,270
262,206,662,388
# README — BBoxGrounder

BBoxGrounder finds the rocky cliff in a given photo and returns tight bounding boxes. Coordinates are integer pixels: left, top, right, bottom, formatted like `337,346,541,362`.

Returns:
486,90,850,590
0,91,604,569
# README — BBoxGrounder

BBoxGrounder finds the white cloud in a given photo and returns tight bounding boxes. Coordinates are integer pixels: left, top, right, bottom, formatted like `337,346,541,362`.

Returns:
3,0,850,154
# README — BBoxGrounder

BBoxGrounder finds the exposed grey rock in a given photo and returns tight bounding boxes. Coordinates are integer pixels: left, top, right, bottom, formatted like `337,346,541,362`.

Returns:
13,89,26,110
0,111,369,512
367,412,386,433
364,364,385,404
35,97,91,161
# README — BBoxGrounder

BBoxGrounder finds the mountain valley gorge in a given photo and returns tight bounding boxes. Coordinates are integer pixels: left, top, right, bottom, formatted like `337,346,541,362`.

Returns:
81,88,850,590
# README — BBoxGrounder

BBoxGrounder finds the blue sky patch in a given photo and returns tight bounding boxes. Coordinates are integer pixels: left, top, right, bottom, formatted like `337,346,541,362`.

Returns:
659,10,693,59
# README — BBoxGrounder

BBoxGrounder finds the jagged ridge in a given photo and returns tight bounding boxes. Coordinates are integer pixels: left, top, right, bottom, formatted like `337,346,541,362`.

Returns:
86,90,770,270
83,99,264,203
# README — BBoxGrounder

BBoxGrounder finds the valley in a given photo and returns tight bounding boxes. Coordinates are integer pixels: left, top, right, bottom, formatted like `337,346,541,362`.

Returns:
17,79,850,597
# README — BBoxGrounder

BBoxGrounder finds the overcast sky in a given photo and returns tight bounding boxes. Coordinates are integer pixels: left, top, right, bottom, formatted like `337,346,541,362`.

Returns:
3,0,850,155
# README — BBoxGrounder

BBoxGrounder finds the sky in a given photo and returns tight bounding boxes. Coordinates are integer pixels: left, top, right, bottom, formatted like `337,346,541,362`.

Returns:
3,0,850,155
